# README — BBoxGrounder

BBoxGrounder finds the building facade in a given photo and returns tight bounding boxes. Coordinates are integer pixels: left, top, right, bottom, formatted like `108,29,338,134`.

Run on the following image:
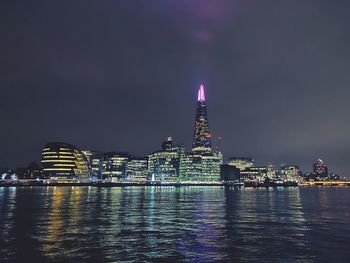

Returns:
41,142,89,180
313,159,328,178
82,150,103,179
192,84,212,153
281,165,300,182
240,166,267,183
179,151,222,182
148,137,180,181
227,157,254,171
126,157,148,181
178,84,222,182
220,164,240,182
102,152,129,182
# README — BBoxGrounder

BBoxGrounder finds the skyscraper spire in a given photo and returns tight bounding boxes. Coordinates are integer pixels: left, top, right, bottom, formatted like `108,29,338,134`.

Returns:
198,84,206,102
192,84,211,152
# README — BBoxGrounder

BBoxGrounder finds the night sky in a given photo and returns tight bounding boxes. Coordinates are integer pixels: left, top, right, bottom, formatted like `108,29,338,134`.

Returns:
1,1,350,176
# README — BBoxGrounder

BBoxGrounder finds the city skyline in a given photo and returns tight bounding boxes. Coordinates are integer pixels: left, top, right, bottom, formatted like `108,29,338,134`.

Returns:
0,82,343,176
1,1,350,176
1,84,339,180
2,2,350,262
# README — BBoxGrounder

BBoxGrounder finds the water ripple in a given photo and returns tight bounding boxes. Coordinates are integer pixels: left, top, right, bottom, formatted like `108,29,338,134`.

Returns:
0,186,350,262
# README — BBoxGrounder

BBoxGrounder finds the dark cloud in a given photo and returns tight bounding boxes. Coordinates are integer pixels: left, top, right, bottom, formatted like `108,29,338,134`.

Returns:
1,0,350,176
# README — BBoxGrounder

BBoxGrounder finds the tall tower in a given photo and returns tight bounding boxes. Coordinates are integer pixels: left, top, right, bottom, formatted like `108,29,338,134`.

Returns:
192,84,212,152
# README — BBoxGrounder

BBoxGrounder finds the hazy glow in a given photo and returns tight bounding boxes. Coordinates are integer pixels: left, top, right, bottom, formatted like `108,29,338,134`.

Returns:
198,84,206,102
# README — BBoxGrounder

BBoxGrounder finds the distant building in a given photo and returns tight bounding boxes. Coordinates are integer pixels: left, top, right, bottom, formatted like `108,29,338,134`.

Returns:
41,142,89,179
266,164,277,179
126,157,148,181
200,152,223,181
329,173,340,181
227,157,254,171
240,166,266,182
280,165,300,182
102,152,129,182
192,84,212,153
179,151,222,182
148,137,180,181
1,172,17,180
14,167,26,179
25,162,42,179
181,84,222,181
90,153,103,179
240,169,262,183
162,137,174,151
304,159,339,181
313,159,328,178
82,150,103,179
220,164,240,182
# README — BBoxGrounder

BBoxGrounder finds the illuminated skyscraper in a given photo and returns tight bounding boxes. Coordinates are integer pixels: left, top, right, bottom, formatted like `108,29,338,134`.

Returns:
313,159,328,178
147,85,222,182
177,84,222,182
192,84,211,152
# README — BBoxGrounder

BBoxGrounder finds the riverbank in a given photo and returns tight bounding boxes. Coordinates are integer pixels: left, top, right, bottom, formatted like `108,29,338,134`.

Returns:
1,180,348,187
0,180,298,188
300,181,350,186
0,180,242,187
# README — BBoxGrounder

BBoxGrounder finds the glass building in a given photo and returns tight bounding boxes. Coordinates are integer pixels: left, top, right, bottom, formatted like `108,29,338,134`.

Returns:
192,84,212,153
102,152,129,182
148,137,180,181
179,151,222,182
281,165,300,182
313,159,328,178
220,164,240,182
240,167,267,183
126,157,148,181
178,85,222,182
82,150,103,179
41,142,89,180
266,164,277,179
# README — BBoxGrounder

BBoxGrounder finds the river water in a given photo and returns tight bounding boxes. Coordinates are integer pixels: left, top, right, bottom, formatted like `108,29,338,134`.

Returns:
0,186,349,262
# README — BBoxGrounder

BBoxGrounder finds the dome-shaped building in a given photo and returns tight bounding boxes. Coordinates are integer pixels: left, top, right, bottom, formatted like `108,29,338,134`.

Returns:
41,142,89,179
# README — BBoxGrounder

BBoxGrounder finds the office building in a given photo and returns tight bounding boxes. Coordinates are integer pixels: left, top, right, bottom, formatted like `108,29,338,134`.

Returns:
179,151,222,182
281,165,300,181
148,137,180,181
313,159,328,178
102,152,129,182
41,142,89,179
240,166,267,182
126,157,148,181
227,157,254,171
178,85,222,181
220,164,240,182
82,150,103,179
192,84,212,152
266,164,277,179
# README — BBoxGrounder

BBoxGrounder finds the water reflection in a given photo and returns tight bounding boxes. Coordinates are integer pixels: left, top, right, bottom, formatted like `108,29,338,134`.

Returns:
299,187,350,262
0,187,17,260
42,187,64,255
223,188,310,262
1,186,350,262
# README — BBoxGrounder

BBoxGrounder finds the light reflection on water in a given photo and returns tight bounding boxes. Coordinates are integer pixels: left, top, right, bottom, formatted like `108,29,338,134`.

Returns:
0,186,350,262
